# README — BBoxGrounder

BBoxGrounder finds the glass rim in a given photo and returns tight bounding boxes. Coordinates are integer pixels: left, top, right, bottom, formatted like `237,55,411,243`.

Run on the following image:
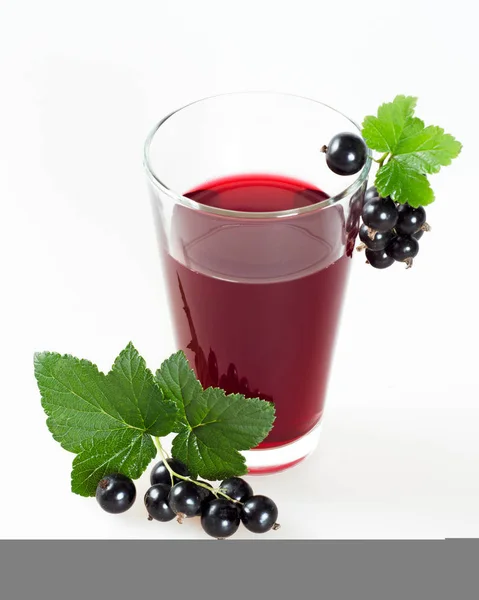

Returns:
143,91,372,219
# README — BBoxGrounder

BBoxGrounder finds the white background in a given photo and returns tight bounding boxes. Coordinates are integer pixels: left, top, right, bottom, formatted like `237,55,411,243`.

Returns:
1,0,478,539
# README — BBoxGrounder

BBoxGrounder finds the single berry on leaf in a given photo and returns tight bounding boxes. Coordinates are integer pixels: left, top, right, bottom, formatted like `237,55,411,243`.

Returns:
359,223,395,251
96,473,136,514
168,481,202,519
220,477,253,503
386,235,419,265
324,132,367,176
365,248,395,269
362,197,398,232
201,499,240,539
144,484,175,522
150,458,189,486
396,204,426,235
241,495,279,534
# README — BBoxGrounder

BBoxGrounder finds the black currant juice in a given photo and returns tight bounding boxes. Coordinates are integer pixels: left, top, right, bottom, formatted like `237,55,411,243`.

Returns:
162,174,351,458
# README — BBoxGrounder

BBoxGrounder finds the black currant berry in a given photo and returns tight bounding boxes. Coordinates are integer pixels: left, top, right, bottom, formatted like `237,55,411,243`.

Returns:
144,484,175,522
201,499,240,539
324,132,367,176
362,197,398,232
386,235,419,262
168,481,202,518
220,477,253,503
413,229,424,240
150,458,189,486
395,204,426,235
197,481,216,507
359,223,395,251
240,495,279,534
365,186,379,202
365,248,395,269
96,473,136,514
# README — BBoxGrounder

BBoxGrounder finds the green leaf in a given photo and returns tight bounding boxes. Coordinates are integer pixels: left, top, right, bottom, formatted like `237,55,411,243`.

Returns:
394,126,462,174
71,432,156,496
34,342,178,496
158,352,276,480
172,388,276,480
363,95,462,207
155,350,203,430
375,160,435,208
110,342,176,437
362,95,418,152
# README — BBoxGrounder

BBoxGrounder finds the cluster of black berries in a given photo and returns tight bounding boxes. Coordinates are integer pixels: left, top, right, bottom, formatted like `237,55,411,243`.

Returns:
321,133,430,269
95,459,279,539
358,186,429,269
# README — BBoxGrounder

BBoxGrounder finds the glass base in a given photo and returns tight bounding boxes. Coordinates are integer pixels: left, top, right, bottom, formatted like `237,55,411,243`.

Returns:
244,422,322,475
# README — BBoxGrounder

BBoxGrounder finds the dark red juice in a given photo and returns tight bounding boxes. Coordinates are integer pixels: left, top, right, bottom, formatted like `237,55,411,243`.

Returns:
162,175,351,447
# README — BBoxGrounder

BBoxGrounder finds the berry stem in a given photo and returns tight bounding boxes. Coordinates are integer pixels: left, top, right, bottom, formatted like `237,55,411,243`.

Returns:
154,437,175,486
153,437,242,504
376,152,390,168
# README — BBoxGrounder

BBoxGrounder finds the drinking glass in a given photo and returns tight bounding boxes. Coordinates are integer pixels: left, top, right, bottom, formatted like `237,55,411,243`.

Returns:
144,92,371,473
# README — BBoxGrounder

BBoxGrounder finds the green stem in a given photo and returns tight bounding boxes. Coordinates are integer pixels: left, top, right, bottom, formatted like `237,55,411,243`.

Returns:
376,152,390,168
153,437,242,504
154,437,176,486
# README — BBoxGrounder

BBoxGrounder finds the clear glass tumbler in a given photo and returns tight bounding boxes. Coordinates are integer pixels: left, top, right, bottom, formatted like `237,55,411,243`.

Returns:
144,92,371,474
